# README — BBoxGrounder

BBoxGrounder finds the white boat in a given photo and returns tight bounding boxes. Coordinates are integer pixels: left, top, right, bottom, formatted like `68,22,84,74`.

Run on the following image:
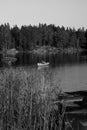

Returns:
37,61,49,67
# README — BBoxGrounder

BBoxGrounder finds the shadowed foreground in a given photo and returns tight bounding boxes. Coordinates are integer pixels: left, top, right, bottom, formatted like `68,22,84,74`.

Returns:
0,68,68,130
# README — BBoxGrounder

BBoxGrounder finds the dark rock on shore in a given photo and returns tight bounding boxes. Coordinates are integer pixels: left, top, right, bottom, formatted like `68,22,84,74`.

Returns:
58,91,87,114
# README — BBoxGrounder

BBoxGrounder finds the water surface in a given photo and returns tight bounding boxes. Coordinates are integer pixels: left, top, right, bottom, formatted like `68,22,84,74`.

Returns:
0,51,87,92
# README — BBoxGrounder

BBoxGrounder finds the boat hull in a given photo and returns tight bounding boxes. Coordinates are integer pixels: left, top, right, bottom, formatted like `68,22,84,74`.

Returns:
37,62,49,67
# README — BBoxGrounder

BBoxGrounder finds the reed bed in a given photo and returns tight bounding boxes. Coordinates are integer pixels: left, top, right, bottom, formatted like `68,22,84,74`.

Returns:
0,67,67,130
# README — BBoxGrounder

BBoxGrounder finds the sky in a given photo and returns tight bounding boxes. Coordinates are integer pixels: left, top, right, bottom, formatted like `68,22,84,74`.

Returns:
0,0,87,29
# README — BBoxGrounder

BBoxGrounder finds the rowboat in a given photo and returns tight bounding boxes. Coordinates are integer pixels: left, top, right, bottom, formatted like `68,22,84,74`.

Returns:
37,61,49,67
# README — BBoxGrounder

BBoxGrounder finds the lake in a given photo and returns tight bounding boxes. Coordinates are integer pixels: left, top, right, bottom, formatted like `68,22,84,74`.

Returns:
0,51,87,92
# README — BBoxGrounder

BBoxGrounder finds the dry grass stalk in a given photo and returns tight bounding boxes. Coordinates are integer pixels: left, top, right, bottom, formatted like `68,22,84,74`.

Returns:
0,68,67,130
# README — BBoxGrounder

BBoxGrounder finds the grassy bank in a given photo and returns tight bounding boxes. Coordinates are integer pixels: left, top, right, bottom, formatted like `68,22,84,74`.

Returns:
0,68,67,130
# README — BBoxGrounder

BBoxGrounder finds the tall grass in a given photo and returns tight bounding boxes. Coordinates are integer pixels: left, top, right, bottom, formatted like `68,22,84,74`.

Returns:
0,67,66,130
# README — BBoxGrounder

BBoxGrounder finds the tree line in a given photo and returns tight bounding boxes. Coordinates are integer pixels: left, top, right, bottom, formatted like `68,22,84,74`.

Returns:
0,23,87,51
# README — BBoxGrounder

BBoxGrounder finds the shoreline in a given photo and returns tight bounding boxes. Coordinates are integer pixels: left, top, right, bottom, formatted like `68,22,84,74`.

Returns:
31,46,83,55
0,46,85,55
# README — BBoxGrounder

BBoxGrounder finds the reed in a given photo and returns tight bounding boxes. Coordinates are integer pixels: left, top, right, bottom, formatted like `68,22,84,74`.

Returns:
0,68,67,130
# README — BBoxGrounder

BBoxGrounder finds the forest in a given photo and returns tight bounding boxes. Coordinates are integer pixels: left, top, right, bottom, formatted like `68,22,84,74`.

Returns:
0,23,87,51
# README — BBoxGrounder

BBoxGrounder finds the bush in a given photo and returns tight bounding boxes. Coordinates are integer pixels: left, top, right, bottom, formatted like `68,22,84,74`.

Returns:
0,68,65,130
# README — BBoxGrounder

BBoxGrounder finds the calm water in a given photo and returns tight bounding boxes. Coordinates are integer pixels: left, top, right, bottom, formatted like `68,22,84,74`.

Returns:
0,51,87,92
